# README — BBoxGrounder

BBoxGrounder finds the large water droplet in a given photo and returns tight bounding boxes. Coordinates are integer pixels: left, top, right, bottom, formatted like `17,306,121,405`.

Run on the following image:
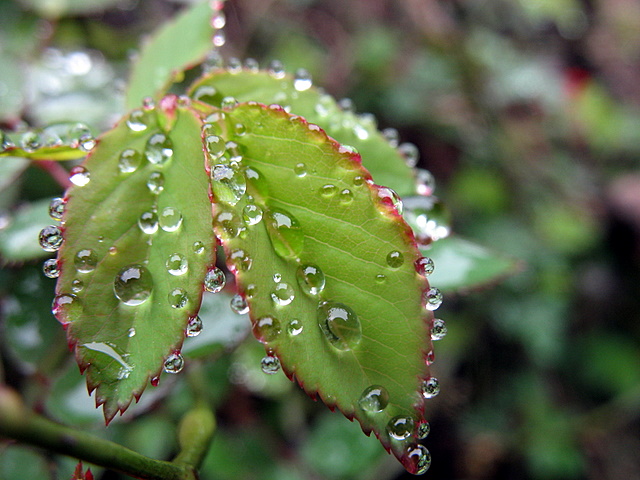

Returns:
186,315,203,337
387,415,415,440
386,250,404,269
204,267,225,293
52,293,82,323
296,264,325,296
415,256,434,276
211,164,246,205
164,352,184,374
230,294,249,314
168,288,188,308
402,444,431,475
193,85,217,103
261,354,281,374
320,184,337,197
69,166,90,186
242,204,263,225
145,133,173,165
74,249,97,273
359,385,390,412
253,316,281,344
317,301,361,351
127,109,149,132
424,288,443,310
213,208,245,240
113,264,154,306
159,207,183,232
287,319,303,336
204,134,226,163
49,197,66,221
229,249,252,272
245,167,269,198
118,148,142,174
431,318,447,340
166,253,188,276
271,282,295,306
39,225,63,252
265,208,304,259
378,186,403,214
138,211,159,234
43,258,60,278
147,172,165,194
20,131,41,152
71,279,84,293
293,68,313,91
421,377,440,398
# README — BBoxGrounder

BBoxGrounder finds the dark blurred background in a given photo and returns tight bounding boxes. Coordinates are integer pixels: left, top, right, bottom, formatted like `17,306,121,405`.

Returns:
2,1,640,479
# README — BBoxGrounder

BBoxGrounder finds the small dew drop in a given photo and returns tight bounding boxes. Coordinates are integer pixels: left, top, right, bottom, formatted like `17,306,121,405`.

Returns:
166,253,188,276
127,109,149,132
118,148,142,174
415,169,436,196
49,197,66,221
287,319,303,336
359,385,390,413
145,133,174,165
69,166,90,186
213,208,245,240
114,264,154,306
261,354,281,374
204,134,226,163
268,60,285,79
317,301,361,351
230,294,249,314
168,288,188,309
39,225,63,252
422,377,440,399
382,127,399,147
320,184,337,197
398,142,420,167
244,58,259,72
186,315,203,337
293,68,313,91
211,11,226,29
431,318,447,340
353,175,365,187
192,241,205,254
339,189,354,205
138,211,159,234
74,249,97,273
147,172,165,194
294,163,307,177
386,250,404,269
220,96,238,110
204,267,226,293
425,288,443,311
387,416,415,440
417,421,430,439
226,57,242,74
128,327,136,337
415,256,435,276
242,204,263,225
43,258,60,278
296,264,325,296
229,249,252,272
234,123,247,136
271,282,295,306
375,274,387,284
159,207,183,232
253,316,281,344
265,209,304,259
20,131,42,152
71,279,83,292
78,134,96,152
164,352,184,374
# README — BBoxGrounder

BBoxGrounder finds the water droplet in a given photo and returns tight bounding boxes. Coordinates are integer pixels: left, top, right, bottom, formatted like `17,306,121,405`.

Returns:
242,204,263,225
287,319,303,336
166,253,188,276
192,241,205,254
293,68,312,91
415,169,436,196
230,294,249,314
186,315,203,337
338,97,354,112
204,267,225,293
320,184,337,197
39,225,63,252
245,166,270,198
211,11,226,28
339,189,354,205
49,197,66,221
398,142,419,167
422,377,440,398
109,246,117,255
265,209,304,259
338,144,358,155
359,385,390,412
234,123,247,137
211,164,246,205
244,57,259,72
78,134,96,152
382,127,399,148
128,327,136,337
424,288,443,310
431,318,447,340
415,257,434,276
213,208,245,240
220,96,238,109
113,264,154,306
164,352,184,374
253,316,281,344
387,415,415,440
118,148,142,173
386,250,404,269
147,172,165,194
296,264,325,296
378,186,403,214
403,196,450,244
151,376,160,387
226,57,242,74
193,85,217,103
417,421,430,440
268,60,285,79
69,166,90,186
212,30,226,47
261,354,281,374
159,207,183,232
375,274,387,284
142,97,155,110
43,258,60,278
402,444,431,475
20,131,41,152
74,249,97,273
168,288,188,308
245,284,257,299
138,211,159,234
229,249,252,272
71,279,84,293
52,293,82,323
353,124,369,140
317,301,361,351
271,282,295,306
145,133,173,165
127,109,149,132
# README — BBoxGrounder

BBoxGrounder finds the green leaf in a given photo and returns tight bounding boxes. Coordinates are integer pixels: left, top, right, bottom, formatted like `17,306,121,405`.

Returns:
125,1,215,109
188,69,417,197
18,0,123,18
0,156,29,210
0,198,52,263
205,103,434,473
1,123,95,161
54,98,215,422
425,236,519,292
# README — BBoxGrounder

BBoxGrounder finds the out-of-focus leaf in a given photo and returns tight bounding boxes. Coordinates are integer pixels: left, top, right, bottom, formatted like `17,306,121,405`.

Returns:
125,1,215,109
205,103,433,473
425,236,519,292
54,98,215,422
18,0,123,19
1,121,95,161
0,157,29,209
188,69,417,197
0,446,52,480
0,198,52,263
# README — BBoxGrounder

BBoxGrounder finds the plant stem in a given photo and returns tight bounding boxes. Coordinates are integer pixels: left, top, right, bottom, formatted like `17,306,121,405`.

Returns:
0,386,196,480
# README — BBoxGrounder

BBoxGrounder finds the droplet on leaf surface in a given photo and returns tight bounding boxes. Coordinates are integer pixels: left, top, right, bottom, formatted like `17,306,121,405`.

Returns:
145,133,173,165
168,288,188,308
317,301,362,351
48,197,66,221
265,208,304,259
39,225,63,252
159,207,183,232
166,253,188,276
359,385,390,412
431,318,447,340
421,377,440,398
296,264,325,296
204,267,226,293
164,352,184,374
253,316,281,344
43,258,60,278
118,148,142,173
74,249,97,273
387,415,415,440
402,444,431,475
69,166,90,186
186,315,203,337
113,264,154,306
424,288,443,311
261,354,281,374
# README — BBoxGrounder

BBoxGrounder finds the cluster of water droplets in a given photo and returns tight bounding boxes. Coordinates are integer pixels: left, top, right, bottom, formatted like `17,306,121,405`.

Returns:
0,122,97,156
